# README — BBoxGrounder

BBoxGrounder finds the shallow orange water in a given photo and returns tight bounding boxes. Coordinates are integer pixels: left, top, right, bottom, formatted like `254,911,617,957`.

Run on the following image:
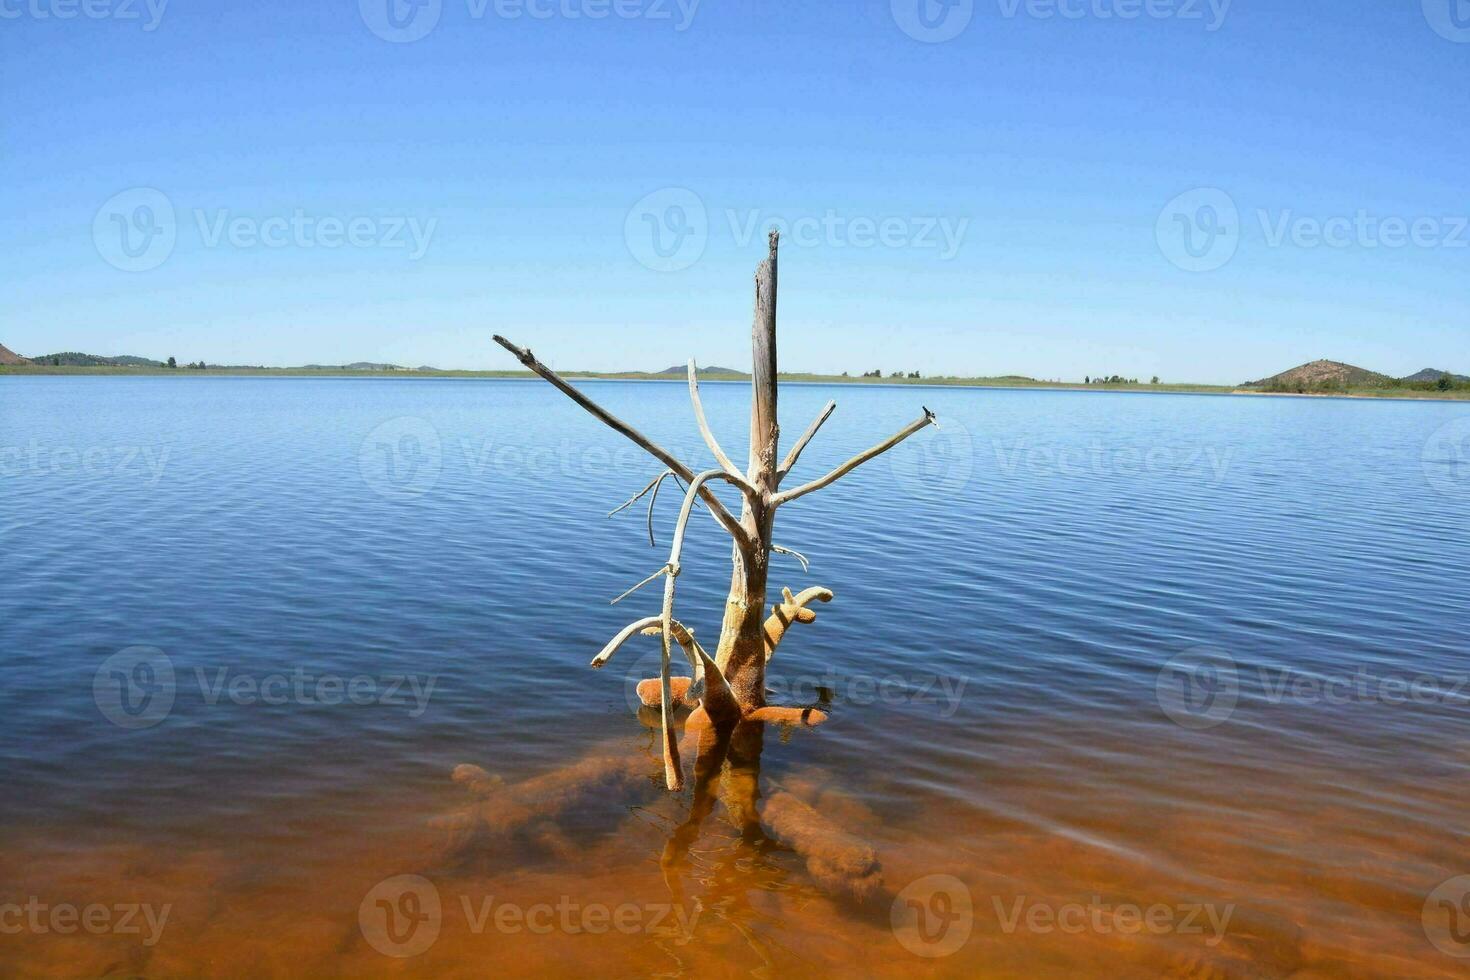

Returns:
2,705,1464,979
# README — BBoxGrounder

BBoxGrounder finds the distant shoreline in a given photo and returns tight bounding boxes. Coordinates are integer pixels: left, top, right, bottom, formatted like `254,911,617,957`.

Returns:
4,363,1469,400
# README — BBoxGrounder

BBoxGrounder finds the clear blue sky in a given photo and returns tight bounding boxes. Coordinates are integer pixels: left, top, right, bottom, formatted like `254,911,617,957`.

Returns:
2,0,1466,383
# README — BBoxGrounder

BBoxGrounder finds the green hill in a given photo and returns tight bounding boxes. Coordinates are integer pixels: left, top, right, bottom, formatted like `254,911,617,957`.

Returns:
1244,359,1394,393
28,352,165,367
657,364,747,377
1402,368,1469,384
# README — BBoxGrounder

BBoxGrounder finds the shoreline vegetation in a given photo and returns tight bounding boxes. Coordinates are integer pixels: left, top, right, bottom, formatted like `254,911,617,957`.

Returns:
3,355,1468,400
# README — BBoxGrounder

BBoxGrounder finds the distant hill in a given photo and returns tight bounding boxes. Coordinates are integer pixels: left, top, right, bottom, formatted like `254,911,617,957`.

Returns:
1244,359,1394,392
1402,368,1469,383
28,352,164,367
0,343,30,365
657,364,748,377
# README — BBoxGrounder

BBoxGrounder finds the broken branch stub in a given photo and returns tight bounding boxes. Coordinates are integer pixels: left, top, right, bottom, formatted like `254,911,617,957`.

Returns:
778,399,836,479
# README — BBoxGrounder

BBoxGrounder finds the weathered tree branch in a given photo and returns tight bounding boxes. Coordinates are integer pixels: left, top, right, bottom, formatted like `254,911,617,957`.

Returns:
687,360,757,495
590,615,697,670
493,335,750,543
607,470,669,518
608,469,691,547
772,408,937,506
609,564,669,605
771,543,810,572
655,467,736,789
778,399,836,480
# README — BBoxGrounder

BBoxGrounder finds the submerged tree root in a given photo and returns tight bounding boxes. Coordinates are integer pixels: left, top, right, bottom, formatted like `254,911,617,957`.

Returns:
443,730,886,908
759,791,884,906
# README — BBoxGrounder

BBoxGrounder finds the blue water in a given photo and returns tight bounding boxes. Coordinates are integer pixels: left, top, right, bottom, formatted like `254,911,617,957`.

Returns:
2,375,1468,975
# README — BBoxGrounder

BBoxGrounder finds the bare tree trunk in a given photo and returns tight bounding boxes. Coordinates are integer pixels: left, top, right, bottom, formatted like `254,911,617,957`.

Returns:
494,227,937,790
715,231,779,708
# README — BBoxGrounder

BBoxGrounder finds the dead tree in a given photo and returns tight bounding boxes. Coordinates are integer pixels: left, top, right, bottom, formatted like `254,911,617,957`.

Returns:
493,230,935,791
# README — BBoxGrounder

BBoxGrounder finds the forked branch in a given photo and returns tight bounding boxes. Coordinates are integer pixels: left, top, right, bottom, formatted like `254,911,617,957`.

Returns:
591,615,699,672
773,408,937,506
608,469,685,547
493,335,749,544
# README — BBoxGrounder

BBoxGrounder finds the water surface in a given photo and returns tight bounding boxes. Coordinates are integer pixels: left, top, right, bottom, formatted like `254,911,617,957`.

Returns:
2,376,1468,977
